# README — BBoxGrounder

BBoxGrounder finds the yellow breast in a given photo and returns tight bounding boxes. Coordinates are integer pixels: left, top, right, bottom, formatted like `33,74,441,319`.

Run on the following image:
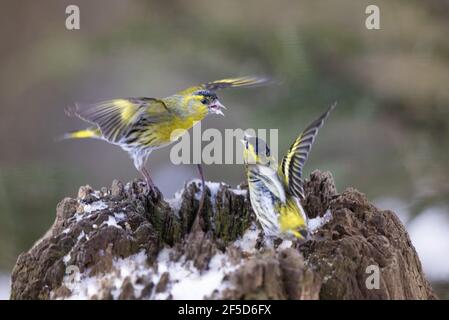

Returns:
145,106,208,146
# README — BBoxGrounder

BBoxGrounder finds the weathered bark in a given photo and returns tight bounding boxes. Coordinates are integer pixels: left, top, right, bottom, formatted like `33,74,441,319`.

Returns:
10,171,436,300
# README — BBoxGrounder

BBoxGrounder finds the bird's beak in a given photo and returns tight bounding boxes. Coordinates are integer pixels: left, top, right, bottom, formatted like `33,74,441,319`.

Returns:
210,100,226,116
299,229,309,239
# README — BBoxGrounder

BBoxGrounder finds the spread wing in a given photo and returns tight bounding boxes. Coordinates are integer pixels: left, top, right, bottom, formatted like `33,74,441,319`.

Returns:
177,76,270,95
257,165,287,203
68,98,170,143
279,102,336,199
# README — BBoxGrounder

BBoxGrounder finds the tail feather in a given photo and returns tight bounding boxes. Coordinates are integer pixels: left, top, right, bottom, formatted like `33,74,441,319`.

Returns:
58,127,101,141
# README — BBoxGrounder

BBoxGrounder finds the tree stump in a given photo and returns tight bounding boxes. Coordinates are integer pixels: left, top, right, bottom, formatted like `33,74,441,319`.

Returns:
9,171,436,299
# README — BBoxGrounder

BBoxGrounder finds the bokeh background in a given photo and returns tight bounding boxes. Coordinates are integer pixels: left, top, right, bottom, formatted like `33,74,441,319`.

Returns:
1,0,448,299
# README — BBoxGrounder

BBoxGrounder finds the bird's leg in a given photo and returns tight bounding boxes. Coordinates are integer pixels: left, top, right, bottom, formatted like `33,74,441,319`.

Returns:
191,164,206,233
197,163,206,213
140,166,160,201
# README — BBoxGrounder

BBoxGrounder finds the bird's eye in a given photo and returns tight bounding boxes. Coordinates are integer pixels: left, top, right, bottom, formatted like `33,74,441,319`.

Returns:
201,98,207,104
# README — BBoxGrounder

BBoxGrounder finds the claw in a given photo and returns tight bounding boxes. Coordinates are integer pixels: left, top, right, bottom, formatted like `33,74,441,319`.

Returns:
145,184,161,202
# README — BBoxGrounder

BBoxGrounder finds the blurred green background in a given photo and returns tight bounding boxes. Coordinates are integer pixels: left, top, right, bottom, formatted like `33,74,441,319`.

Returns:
1,0,448,298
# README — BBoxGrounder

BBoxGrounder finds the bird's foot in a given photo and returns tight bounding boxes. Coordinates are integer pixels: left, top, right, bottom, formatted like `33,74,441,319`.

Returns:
146,185,162,202
238,181,249,189
190,182,207,233
136,180,162,202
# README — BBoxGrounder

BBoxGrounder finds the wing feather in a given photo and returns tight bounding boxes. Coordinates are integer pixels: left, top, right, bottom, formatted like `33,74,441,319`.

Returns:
279,102,336,199
177,76,270,95
257,165,286,203
70,97,169,143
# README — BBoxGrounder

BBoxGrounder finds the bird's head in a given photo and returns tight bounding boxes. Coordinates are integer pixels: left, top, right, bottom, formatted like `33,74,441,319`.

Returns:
189,90,226,116
177,76,271,118
241,133,274,167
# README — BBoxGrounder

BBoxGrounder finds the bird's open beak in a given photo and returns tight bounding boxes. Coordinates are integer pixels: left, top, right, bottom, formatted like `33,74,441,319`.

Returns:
210,101,226,116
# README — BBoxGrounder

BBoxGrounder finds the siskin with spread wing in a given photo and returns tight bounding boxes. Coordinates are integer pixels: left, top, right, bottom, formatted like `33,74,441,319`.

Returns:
63,77,268,198
242,103,336,239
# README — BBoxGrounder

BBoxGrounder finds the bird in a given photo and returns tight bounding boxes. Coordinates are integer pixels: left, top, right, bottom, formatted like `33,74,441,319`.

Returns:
242,103,336,239
62,76,268,201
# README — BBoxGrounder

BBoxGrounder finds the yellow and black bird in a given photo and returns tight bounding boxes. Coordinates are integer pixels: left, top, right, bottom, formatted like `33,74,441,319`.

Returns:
63,77,268,198
242,103,336,239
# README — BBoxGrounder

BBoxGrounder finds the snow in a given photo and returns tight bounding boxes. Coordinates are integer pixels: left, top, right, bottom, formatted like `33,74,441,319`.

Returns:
234,211,329,253
114,212,126,222
166,189,184,213
0,273,10,300
202,181,222,200
74,200,108,222
308,209,333,232
166,180,246,213
153,248,237,300
188,180,246,201
58,247,237,300
63,231,86,265
110,250,149,299
166,180,222,212
77,230,86,241
74,213,84,222
407,206,449,281
187,180,222,201
169,255,230,299
63,274,99,300
230,188,247,196
278,240,293,250
63,253,71,265
83,201,108,214
102,216,121,229
233,223,260,253
60,250,149,300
